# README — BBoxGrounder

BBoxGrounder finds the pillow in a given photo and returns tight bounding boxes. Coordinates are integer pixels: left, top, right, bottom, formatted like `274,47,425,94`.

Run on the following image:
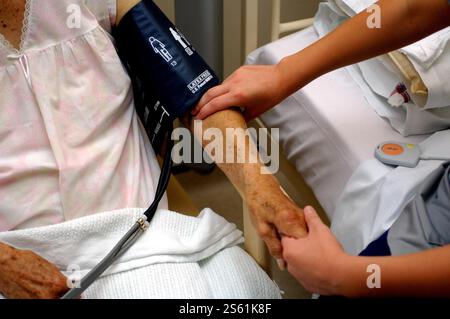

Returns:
401,32,450,109
388,52,428,96
387,52,428,108
316,2,428,104
332,0,450,110
314,2,450,135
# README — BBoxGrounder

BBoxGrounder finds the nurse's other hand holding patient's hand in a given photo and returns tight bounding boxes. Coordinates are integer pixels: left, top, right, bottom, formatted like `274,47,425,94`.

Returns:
282,207,350,297
192,64,290,121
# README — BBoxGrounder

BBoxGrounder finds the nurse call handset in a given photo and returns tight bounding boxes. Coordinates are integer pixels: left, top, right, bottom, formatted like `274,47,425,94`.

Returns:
375,142,421,168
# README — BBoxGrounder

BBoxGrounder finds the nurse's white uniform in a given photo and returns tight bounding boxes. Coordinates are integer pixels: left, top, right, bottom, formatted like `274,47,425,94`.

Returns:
0,0,165,231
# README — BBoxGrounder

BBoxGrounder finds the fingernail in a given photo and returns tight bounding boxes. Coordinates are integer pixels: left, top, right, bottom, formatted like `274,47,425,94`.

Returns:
304,206,313,214
277,259,286,271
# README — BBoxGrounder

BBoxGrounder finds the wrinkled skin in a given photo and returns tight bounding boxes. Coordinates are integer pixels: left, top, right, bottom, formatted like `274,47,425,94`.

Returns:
0,243,68,299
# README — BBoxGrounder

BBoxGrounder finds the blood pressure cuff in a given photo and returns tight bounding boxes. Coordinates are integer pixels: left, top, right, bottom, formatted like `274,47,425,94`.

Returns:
114,0,220,152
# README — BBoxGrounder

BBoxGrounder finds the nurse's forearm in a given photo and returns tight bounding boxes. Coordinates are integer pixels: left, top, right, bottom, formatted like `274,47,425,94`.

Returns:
278,0,450,97
339,245,450,298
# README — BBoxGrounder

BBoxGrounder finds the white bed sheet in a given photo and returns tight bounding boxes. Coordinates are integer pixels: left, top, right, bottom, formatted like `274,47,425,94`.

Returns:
247,27,428,219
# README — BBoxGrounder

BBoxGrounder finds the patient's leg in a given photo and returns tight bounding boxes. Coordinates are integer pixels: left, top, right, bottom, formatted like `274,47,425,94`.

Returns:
186,109,307,260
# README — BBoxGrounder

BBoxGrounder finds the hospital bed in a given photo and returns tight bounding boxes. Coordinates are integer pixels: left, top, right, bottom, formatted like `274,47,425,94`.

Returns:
242,0,428,271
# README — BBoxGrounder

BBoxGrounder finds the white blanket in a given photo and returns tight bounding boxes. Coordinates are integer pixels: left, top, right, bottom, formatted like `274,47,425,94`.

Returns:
332,130,450,255
0,208,281,299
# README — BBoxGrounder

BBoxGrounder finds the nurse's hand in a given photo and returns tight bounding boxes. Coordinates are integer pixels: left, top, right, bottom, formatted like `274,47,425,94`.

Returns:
282,206,350,296
192,64,289,121
0,242,69,299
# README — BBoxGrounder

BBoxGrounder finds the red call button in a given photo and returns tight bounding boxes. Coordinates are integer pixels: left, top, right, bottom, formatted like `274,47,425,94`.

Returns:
382,143,404,156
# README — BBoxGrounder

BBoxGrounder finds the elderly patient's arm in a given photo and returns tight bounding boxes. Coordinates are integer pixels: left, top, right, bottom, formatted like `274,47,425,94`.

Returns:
0,242,68,299
187,110,307,260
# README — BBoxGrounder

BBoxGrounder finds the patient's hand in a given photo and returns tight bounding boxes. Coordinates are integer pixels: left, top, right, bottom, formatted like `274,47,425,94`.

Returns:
246,186,307,263
0,242,69,299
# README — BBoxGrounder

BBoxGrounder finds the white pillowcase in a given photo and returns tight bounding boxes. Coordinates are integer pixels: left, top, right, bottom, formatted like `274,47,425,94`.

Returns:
333,0,450,109
314,1,450,136
403,35,450,109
